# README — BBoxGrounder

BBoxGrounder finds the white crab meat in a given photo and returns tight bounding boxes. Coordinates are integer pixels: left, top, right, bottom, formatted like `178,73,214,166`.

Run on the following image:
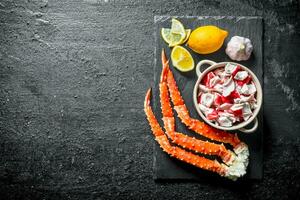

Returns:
222,77,235,97
213,83,223,93
198,104,214,116
231,103,244,111
219,111,236,123
234,94,256,104
214,68,225,77
229,103,243,119
218,103,233,110
230,117,237,123
200,93,214,107
236,85,242,94
209,75,221,87
234,143,250,167
234,71,248,81
217,116,233,127
241,83,256,95
199,84,213,93
213,92,222,106
218,111,235,118
224,63,238,75
242,103,252,121
225,143,249,181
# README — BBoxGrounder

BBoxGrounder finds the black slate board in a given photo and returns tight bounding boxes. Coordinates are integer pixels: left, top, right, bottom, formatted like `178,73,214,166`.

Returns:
153,16,263,180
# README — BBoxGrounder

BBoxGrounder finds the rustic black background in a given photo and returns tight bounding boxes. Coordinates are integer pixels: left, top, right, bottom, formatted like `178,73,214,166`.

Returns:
0,0,299,199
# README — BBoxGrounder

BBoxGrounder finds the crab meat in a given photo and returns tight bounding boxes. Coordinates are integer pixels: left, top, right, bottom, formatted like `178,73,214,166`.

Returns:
213,93,223,106
214,68,225,77
209,76,221,87
206,110,219,120
234,94,256,104
199,84,214,93
197,62,257,128
218,103,233,110
222,77,235,97
202,72,216,87
230,104,243,117
241,83,256,95
200,93,214,107
213,83,223,93
234,71,248,81
198,104,214,116
219,111,235,118
236,85,242,94
217,116,233,127
236,76,252,86
221,95,233,104
242,103,252,121
232,66,241,76
225,63,240,76
224,63,236,74
230,90,241,99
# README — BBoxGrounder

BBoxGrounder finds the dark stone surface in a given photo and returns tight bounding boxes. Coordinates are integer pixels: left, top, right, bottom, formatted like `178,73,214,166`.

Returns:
0,0,299,199
153,16,263,180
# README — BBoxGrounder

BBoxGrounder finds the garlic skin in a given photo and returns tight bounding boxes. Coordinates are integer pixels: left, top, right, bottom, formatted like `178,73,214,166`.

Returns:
226,36,253,61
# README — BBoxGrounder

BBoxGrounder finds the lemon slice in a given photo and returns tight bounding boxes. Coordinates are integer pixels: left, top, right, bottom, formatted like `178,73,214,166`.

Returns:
171,18,186,37
181,29,191,44
161,28,183,47
161,28,190,47
171,46,195,72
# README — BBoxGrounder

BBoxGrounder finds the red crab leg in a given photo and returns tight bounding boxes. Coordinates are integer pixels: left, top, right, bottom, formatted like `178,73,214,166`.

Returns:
159,56,235,165
162,50,241,148
144,89,227,176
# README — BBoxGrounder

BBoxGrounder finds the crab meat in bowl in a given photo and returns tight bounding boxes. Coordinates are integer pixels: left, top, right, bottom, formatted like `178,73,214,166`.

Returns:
197,63,258,127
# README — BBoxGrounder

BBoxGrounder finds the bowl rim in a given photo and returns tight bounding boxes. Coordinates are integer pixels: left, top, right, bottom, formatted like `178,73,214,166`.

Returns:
193,61,263,131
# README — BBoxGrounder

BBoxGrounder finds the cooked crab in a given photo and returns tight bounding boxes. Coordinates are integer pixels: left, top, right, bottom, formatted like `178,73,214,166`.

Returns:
144,50,249,181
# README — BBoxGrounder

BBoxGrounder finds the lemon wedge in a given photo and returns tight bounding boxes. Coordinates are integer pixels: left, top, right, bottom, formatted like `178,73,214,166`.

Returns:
181,29,191,44
161,19,190,47
170,18,186,37
161,28,191,47
161,28,184,47
171,46,195,72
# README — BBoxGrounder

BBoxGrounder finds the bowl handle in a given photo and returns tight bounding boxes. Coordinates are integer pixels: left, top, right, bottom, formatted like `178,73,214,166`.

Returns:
239,117,258,133
196,60,217,77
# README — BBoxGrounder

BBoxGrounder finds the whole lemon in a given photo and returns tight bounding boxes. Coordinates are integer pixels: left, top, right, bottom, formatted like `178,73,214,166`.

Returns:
187,25,228,54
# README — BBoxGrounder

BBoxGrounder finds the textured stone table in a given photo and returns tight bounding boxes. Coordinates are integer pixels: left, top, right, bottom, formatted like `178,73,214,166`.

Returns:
0,0,299,199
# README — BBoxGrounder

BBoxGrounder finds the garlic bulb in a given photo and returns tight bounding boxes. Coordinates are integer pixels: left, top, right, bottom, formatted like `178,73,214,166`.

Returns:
226,36,253,61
